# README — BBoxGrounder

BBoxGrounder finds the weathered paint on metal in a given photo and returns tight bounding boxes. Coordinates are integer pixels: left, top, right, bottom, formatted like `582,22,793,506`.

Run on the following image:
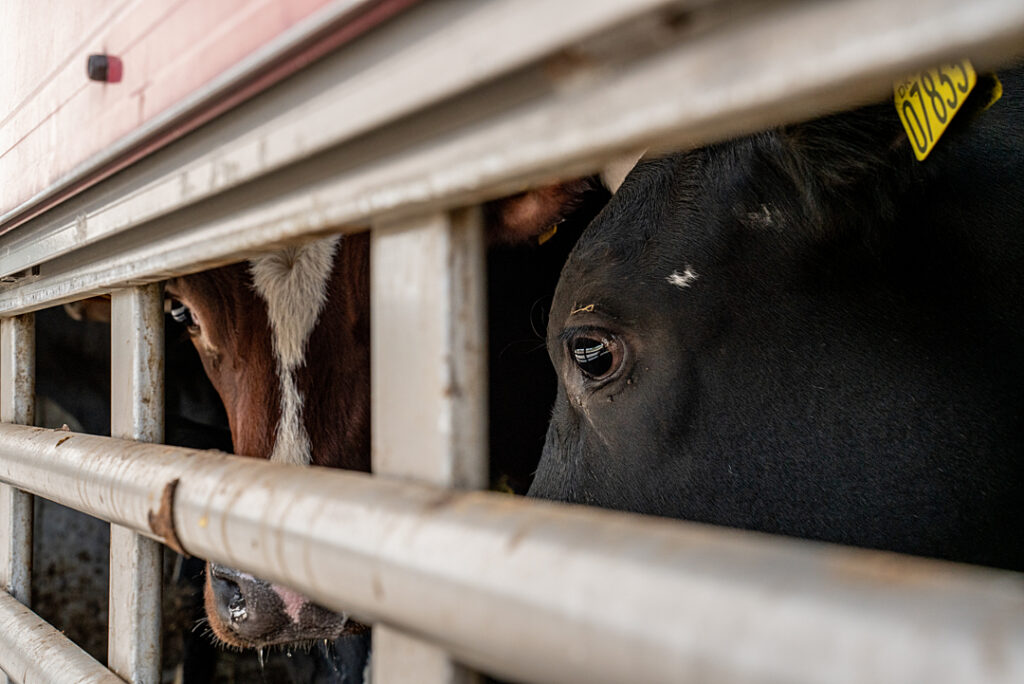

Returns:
0,315,34,604
0,424,1021,684
372,628,479,684
371,208,487,489
108,285,164,684
0,315,35,684
111,285,164,443
0,590,124,684
370,208,487,682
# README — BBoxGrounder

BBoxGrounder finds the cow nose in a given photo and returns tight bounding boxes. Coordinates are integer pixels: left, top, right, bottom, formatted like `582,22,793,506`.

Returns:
209,563,248,625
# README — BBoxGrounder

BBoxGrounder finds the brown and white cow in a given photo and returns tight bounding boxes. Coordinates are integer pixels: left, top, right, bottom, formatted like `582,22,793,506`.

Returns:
162,181,610,651
165,232,370,650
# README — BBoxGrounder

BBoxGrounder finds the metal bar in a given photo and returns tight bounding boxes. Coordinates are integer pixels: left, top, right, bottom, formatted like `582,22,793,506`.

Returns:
0,590,124,684
371,629,477,684
0,315,34,684
0,0,676,267
371,208,487,488
0,315,34,605
1,0,1022,314
371,208,487,682
108,286,164,684
111,286,164,443
0,424,1021,684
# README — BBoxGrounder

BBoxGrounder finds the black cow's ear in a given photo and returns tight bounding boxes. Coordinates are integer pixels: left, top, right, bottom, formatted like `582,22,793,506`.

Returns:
484,177,609,246
779,103,909,189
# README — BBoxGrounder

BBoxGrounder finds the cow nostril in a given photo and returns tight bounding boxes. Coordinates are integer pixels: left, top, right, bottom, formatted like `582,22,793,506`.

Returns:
210,565,249,626
228,592,248,623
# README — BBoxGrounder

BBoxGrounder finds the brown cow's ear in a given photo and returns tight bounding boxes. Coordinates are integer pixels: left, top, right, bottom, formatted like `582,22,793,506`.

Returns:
484,151,644,245
484,178,605,246
63,296,112,323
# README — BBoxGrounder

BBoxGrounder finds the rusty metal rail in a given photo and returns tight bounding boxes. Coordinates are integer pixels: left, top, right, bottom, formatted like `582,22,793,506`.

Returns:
0,423,1022,684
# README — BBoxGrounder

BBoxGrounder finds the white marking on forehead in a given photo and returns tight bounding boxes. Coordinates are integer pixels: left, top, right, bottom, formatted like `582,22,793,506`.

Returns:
250,236,340,465
273,372,309,467
250,237,340,368
667,266,699,289
745,203,774,228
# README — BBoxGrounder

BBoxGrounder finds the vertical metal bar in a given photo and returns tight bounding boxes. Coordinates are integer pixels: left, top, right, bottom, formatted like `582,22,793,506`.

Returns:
370,208,487,684
109,285,164,684
0,315,34,684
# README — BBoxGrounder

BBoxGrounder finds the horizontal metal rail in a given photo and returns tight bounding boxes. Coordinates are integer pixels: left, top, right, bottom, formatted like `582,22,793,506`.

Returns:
0,0,682,275
0,423,1021,684
1,0,1022,314
0,590,123,684
0,0,396,233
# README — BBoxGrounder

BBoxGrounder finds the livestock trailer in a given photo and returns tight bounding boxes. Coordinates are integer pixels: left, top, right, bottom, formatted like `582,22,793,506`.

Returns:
1,1,1023,682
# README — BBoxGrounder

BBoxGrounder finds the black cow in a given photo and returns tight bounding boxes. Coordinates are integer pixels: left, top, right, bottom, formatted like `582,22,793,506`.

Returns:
530,62,1024,572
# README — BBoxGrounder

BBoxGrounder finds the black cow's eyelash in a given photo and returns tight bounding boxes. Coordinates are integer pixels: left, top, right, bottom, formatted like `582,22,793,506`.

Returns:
558,325,603,345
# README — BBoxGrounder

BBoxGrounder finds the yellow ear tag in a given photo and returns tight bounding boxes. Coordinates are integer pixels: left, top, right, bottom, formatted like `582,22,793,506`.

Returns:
894,60,977,161
537,224,558,245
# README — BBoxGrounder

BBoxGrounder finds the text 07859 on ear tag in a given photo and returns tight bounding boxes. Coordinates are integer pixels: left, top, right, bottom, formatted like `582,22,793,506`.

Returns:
894,60,977,161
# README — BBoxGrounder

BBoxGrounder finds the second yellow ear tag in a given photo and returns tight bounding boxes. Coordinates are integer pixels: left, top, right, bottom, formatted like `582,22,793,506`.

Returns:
537,224,558,245
894,60,977,161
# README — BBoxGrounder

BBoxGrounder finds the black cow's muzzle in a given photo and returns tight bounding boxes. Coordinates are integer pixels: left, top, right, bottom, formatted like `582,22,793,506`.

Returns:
205,562,356,649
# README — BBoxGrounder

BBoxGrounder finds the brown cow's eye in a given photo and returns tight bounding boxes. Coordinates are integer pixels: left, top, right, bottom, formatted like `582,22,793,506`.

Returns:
569,335,623,380
169,299,199,331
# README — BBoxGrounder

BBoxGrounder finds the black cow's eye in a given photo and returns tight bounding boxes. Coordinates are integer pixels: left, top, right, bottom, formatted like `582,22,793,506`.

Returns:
169,299,199,330
569,335,623,380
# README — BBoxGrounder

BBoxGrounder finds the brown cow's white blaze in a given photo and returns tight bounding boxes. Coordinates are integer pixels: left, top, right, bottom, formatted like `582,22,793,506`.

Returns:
249,236,341,466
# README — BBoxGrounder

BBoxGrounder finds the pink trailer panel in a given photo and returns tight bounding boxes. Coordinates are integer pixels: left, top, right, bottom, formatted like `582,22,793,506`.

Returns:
0,0,411,231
